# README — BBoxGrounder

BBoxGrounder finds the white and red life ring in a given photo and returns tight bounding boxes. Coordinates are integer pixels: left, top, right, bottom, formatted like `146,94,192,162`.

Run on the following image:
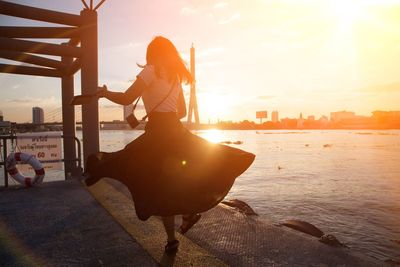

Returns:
6,152,45,187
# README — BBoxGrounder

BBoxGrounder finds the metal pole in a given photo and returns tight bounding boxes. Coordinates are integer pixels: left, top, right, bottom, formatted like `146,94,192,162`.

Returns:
61,46,77,179
80,9,99,164
3,138,8,187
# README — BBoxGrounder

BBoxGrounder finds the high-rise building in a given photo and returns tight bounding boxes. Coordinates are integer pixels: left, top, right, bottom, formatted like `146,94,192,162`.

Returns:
123,104,134,121
297,112,304,128
0,110,3,122
271,110,279,123
32,107,44,124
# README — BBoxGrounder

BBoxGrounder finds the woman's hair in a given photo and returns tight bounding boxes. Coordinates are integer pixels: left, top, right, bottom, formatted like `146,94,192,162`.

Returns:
142,36,193,84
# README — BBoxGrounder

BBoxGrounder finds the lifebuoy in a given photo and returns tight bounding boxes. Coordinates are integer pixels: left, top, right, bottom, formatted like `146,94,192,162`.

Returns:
6,152,45,187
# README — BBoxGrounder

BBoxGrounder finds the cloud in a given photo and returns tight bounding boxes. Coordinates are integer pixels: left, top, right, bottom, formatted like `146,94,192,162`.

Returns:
100,103,145,110
214,2,228,9
101,104,120,109
196,47,225,58
218,13,240,24
196,61,222,68
181,6,197,15
6,99,31,104
360,82,400,93
257,95,275,100
4,96,58,106
105,42,144,51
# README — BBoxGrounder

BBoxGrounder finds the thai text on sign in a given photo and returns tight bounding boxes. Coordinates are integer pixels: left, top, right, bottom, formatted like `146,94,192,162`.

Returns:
16,132,63,172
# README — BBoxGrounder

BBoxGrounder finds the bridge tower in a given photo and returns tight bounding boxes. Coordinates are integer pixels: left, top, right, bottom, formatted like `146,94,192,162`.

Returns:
187,44,200,128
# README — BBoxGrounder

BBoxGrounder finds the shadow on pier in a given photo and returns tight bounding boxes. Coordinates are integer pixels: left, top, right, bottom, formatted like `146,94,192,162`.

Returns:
0,179,380,266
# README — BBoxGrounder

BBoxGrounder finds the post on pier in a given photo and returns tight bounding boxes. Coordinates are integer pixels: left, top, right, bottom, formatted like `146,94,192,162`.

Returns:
61,43,78,178
80,9,99,164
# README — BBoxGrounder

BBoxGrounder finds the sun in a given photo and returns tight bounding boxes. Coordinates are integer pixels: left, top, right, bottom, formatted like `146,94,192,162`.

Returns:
329,0,364,26
199,93,231,122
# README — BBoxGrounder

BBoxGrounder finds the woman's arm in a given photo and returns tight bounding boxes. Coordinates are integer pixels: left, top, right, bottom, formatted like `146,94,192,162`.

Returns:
97,78,147,106
177,88,187,119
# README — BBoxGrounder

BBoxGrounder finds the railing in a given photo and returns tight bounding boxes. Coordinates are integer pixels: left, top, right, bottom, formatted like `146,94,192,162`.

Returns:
0,135,82,187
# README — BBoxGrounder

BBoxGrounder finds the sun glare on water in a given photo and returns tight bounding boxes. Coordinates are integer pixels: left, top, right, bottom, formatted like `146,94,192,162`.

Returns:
200,129,225,143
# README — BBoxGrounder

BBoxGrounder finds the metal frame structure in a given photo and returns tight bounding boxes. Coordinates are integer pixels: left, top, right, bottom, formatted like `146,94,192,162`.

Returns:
0,0,106,177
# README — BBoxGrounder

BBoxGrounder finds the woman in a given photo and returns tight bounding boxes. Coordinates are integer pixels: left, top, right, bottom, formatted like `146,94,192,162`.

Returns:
85,36,255,254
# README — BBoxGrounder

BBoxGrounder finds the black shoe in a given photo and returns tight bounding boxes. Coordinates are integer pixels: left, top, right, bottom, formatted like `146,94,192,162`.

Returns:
165,240,179,254
83,173,99,186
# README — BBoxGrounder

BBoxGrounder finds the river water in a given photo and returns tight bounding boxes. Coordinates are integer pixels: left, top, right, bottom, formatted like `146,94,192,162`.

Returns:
1,129,399,263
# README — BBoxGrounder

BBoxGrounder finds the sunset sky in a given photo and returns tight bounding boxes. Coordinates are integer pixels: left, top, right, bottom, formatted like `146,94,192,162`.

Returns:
1,0,400,123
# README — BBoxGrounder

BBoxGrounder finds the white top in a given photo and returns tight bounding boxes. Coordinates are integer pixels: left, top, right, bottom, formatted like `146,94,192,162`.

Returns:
137,65,181,113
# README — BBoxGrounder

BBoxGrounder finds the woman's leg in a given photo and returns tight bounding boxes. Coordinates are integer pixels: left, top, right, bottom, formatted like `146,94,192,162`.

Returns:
161,216,176,241
179,213,201,234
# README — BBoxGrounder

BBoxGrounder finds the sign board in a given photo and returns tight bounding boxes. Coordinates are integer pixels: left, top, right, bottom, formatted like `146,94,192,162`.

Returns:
16,132,63,172
256,111,268,119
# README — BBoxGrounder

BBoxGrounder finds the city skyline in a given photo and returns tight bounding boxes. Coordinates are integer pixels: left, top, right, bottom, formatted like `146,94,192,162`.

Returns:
1,105,398,125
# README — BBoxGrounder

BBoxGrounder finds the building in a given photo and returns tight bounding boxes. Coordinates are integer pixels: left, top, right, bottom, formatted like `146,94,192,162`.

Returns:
0,111,12,134
123,104,134,122
271,110,279,123
330,111,356,122
281,118,297,129
32,107,44,124
372,110,400,121
372,110,400,128
319,115,329,126
297,112,304,128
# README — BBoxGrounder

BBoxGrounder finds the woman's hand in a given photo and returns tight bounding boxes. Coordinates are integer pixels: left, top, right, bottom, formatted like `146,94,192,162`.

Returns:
97,84,108,98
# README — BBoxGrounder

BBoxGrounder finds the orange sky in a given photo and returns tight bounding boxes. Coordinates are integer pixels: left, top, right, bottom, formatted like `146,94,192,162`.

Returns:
1,0,400,123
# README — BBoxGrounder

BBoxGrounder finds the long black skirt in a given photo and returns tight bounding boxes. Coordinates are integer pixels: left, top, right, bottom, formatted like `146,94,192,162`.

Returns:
86,112,255,221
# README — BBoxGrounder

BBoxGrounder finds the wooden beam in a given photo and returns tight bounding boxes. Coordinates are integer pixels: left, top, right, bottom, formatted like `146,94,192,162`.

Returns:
68,37,81,47
0,50,66,69
81,0,90,10
61,53,78,178
0,38,81,58
0,63,63,77
80,9,99,163
65,58,81,75
94,0,107,11
0,26,81,39
0,1,81,26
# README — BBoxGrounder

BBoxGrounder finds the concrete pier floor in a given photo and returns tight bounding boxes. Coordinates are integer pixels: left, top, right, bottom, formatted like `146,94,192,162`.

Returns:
0,179,381,266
